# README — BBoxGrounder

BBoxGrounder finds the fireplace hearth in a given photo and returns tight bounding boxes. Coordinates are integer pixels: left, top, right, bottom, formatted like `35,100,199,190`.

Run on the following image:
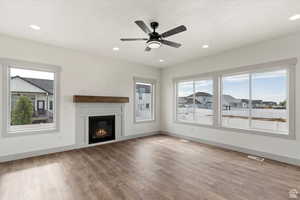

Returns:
89,115,115,144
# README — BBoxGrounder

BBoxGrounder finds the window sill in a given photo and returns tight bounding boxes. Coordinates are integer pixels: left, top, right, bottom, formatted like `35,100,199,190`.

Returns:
174,120,295,140
220,125,294,140
134,119,156,124
175,120,214,128
3,124,58,137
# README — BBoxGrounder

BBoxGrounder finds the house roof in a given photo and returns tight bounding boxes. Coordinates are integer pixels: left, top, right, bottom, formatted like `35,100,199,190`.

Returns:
178,97,197,104
188,92,212,98
12,76,54,94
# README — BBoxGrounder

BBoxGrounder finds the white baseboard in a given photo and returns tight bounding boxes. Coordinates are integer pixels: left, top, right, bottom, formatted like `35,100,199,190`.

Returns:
0,131,160,163
0,144,76,163
162,131,300,166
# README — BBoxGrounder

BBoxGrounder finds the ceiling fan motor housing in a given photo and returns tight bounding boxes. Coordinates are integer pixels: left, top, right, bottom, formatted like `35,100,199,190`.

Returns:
149,22,160,42
150,22,159,31
149,32,160,41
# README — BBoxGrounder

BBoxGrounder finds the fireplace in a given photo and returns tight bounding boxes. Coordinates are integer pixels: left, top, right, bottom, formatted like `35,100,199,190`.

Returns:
89,115,115,144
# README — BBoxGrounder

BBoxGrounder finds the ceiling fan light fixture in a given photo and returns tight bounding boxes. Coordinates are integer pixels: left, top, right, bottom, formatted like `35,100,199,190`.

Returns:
147,40,161,49
120,20,187,51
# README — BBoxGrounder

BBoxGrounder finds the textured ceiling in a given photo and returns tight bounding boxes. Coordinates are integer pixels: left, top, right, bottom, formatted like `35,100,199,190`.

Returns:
0,0,300,67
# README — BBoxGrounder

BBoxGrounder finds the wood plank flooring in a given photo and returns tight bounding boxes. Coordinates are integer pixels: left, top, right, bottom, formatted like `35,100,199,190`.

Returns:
0,135,299,200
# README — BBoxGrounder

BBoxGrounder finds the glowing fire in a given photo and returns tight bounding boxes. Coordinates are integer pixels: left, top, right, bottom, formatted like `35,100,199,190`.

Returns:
95,129,108,137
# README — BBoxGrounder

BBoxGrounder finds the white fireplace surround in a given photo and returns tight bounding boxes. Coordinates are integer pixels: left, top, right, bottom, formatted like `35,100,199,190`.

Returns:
75,103,125,147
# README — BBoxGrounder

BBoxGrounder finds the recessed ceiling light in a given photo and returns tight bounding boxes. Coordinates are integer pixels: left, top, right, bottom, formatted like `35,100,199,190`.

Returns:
202,44,209,49
29,24,41,30
159,59,164,62
113,47,119,51
289,14,300,21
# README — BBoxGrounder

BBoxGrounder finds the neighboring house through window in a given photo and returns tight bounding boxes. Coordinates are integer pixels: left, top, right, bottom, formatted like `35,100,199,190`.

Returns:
176,79,214,125
1,59,60,136
134,77,156,123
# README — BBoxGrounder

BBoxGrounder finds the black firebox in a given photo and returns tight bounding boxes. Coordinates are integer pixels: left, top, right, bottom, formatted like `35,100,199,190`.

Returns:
89,115,115,144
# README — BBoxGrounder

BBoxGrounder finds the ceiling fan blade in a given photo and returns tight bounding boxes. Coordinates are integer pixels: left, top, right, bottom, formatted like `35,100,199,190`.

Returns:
160,40,181,48
145,46,151,51
161,25,187,38
135,20,151,34
120,38,148,41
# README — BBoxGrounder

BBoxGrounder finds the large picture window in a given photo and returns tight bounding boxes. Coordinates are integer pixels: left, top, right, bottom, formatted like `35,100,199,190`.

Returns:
134,78,156,123
174,58,296,139
221,70,288,134
2,59,60,135
176,78,214,125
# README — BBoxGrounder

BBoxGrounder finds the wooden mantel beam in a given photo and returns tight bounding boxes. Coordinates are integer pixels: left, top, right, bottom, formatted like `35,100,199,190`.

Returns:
73,95,129,103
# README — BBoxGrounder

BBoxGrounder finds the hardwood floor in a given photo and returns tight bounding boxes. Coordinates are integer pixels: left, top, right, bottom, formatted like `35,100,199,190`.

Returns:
0,135,299,200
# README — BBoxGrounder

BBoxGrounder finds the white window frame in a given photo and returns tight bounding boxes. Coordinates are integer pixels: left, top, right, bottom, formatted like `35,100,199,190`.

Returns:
1,58,61,137
174,58,296,139
133,77,156,123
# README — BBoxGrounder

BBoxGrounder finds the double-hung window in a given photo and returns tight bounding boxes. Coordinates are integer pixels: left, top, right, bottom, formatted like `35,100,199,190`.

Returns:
134,77,156,123
175,58,296,139
1,59,60,136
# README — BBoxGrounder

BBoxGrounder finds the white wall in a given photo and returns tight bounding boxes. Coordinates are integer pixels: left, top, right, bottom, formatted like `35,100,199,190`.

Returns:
161,32,300,161
0,34,160,157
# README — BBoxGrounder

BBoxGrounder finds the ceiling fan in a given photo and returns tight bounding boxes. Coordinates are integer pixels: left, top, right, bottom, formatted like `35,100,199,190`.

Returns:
120,20,187,51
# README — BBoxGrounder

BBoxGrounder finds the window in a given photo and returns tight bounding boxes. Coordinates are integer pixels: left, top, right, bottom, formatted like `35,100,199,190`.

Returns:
174,58,296,139
222,73,250,129
49,100,53,111
177,81,194,121
134,78,156,122
2,59,60,135
37,100,45,111
176,78,214,125
251,70,288,133
221,70,288,134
